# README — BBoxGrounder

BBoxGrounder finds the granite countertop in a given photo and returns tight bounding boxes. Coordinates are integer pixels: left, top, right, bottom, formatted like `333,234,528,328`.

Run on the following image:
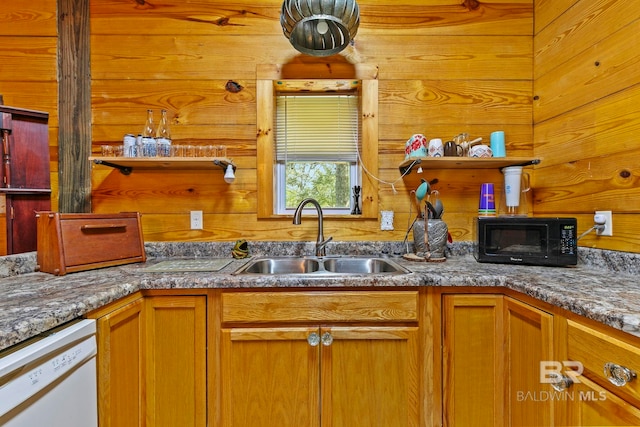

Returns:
1,241,639,352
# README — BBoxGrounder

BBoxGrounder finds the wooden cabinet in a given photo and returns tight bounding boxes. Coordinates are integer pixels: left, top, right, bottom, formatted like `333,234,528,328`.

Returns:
145,295,207,427
564,375,640,426
442,294,505,426
221,325,320,427
86,287,640,427
504,296,554,426
0,105,51,255
442,294,555,426
560,317,640,426
219,290,421,427
93,295,145,427
89,293,207,427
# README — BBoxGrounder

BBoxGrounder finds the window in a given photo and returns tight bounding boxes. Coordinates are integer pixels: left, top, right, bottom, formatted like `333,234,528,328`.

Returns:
275,93,360,214
256,64,379,219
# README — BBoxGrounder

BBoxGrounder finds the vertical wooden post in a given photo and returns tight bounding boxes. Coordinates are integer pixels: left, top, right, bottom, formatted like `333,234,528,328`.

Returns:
58,0,91,213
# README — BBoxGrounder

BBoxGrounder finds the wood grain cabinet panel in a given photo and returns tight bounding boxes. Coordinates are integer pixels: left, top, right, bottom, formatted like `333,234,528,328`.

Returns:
562,317,640,425
443,294,555,426
568,319,640,407
564,375,640,426
221,326,320,427
90,293,207,427
504,297,554,426
442,294,505,426
145,295,207,427
93,296,145,427
220,290,421,427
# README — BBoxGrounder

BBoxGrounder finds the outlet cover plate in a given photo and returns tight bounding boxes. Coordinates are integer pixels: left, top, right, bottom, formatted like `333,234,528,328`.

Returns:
190,210,203,230
595,210,612,236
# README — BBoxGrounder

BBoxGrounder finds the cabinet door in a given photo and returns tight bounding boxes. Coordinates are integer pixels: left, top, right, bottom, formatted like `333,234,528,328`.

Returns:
6,193,50,254
442,294,504,426
145,295,207,427
220,326,320,427
566,375,640,426
95,297,144,427
325,326,420,427
504,297,554,426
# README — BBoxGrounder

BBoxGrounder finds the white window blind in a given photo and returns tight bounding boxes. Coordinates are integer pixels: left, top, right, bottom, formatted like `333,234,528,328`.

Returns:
276,94,360,162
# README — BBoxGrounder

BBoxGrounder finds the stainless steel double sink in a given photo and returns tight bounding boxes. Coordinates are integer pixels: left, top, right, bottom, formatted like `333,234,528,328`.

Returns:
233,256,410,276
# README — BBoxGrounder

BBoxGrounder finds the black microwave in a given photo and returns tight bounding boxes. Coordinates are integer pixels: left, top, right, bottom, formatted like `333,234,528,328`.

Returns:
474,217,578,266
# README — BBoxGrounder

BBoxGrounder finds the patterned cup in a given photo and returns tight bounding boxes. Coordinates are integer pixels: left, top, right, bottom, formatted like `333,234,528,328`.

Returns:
404,134,428,159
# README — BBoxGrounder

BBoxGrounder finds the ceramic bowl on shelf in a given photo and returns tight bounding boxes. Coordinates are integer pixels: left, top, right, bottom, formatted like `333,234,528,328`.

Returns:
469,144,493,158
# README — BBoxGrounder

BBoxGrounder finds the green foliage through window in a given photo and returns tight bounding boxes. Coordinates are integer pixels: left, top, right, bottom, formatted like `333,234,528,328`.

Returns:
285,162,351,209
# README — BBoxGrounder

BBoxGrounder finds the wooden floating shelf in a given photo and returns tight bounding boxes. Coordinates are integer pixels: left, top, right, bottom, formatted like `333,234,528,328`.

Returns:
89,156,236,175
399,157,541,175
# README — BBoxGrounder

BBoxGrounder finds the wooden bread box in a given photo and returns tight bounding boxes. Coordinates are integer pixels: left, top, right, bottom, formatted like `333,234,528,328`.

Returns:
36,211,146,275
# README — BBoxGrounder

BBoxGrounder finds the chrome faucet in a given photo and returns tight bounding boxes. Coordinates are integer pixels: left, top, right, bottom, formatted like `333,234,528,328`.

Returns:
293,198,333,257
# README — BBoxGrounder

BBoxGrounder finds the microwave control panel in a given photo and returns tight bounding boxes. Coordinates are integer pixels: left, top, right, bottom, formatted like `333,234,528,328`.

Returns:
560,223,577,255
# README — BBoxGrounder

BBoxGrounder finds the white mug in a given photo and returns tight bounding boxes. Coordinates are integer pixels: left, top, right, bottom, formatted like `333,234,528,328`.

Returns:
428,138,444,157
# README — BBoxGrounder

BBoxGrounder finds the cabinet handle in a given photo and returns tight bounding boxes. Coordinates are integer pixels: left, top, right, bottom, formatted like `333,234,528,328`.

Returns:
321,332,333,346
307,332,320,347
549,373,574,392
81,224,127,230
604,362,637,387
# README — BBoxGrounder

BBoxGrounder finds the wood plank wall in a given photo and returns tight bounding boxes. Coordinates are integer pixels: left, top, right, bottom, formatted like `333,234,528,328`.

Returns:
1,0,638,253
88,0,535,245
534,0,640,252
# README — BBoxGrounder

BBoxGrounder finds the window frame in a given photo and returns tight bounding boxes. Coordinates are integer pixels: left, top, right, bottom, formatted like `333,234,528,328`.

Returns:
275,92,361,215
256,63,379,219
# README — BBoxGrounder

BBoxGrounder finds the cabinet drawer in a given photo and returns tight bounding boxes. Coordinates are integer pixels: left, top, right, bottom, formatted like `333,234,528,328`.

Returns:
567,319,640,405
222,290,419,323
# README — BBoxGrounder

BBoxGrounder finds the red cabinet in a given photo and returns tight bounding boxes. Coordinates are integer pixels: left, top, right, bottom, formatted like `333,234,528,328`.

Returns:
0,105,51,255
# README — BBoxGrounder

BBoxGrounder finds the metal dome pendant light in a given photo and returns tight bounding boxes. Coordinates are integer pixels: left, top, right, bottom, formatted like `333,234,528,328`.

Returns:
280,0,360,57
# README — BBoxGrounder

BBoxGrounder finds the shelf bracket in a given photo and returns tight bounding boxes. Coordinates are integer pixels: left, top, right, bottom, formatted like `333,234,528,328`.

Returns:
399,158,421,175
212,159,236,172
93,159,132,175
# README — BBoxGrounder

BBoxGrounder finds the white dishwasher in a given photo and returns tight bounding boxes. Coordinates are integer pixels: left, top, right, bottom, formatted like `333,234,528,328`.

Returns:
0,319,98,427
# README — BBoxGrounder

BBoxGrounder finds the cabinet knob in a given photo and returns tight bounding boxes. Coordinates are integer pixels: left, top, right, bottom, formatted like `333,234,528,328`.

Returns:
307,332,320,346
604,362,637,387
321,332,333,346
549,373,574,392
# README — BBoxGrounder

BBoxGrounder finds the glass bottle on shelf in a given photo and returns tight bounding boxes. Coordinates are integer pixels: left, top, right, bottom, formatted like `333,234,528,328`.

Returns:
155,109,172,157
141,109,157,157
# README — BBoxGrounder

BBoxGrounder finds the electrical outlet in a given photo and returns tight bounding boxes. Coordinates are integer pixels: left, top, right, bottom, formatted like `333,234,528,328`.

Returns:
190,210,203,230
380,210,394,231
595,210,612,236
